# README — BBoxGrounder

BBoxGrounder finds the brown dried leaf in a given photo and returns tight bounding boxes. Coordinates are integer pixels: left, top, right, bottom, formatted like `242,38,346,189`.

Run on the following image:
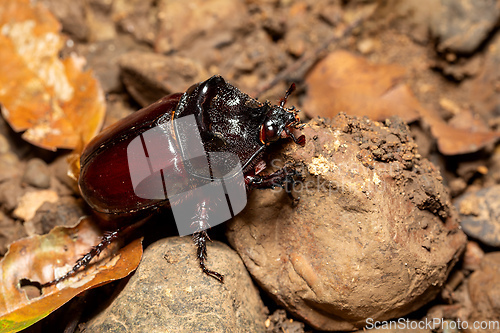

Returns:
304,50,420,123
0,217,143,333
0,0,105,151
422,108,500,155
304,51,500,155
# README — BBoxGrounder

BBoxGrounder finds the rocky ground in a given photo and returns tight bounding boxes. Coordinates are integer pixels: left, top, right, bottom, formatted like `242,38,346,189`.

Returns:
1,0,500,332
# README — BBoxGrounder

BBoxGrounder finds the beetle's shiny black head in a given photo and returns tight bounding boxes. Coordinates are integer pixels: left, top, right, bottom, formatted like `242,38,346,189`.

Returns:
175,75,305,171
259,83,305,147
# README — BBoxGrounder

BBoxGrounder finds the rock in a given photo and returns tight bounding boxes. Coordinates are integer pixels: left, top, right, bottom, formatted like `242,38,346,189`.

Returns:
86,237,267,333
119,52,208,107
112,0,157,45
85,0,116,42
373,0,438,44
76,35,149,93
464,32,500,121
25,197,85,235
455,185,500,247
13,190,59,226
227,116,466,331
0,133,9,154
462,241,485,272
0,151,21,183
22,158,51,189
468,252,500,332
0,211,27,255
0,179,23,211
50,156,80,195
155,0,248,53
265,309,305,333
40,0,89,41
429,0,500,54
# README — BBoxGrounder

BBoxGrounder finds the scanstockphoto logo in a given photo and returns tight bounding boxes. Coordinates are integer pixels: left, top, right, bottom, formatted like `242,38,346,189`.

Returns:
126,115,247,236
365,317,500,331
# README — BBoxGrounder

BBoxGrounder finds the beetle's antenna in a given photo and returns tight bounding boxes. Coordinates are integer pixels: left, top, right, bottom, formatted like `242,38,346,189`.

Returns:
280,83,296,108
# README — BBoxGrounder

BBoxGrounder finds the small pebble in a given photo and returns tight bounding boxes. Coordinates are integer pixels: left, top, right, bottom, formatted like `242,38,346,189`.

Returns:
0,152,21,182
22,158,51,189
455,185,500,247
0,134,9,154
357,38,375,54
463,241,484,272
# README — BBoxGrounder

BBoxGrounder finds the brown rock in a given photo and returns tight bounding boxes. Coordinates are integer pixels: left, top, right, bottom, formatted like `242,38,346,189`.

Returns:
113,0,157,45
455,185,500,247
22,158,51,189
467,252,500,333
462,241,484,272
26,197,85,235
119,52,208,107
0,211,27,255
227,115,466,331
86,237,267,332
265,309,305,333
50,156,80,195
429,0,500,54
40,0,89,41
76,35,150,93
0,179,23,212
155,0,248,53
0,151,21,183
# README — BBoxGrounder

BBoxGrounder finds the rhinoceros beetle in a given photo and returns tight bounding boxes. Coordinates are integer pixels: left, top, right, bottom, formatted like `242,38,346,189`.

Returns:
42,75,305,286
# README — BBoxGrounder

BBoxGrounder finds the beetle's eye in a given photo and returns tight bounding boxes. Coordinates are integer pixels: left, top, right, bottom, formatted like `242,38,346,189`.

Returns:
259,121,280,144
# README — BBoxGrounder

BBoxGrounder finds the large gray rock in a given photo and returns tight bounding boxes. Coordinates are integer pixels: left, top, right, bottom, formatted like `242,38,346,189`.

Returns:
86,237,267,332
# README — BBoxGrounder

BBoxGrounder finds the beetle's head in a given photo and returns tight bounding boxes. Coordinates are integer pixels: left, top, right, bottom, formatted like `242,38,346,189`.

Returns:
259,83,305,147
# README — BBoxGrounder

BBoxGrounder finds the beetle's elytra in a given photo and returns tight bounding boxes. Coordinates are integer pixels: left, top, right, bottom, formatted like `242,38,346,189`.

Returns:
43,75,305,286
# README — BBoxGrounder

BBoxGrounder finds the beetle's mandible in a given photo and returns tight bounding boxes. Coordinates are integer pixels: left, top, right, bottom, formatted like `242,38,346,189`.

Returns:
43,75,305,286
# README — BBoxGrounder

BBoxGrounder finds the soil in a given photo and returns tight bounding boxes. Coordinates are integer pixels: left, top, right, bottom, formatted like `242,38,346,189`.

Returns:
1,0,500,332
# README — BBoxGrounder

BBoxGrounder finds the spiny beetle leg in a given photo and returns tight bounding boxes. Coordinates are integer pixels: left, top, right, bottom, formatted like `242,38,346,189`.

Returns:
41,218,147,288
192,230,224,283
246,165,302,204
190,200,224,283
41,230,120,288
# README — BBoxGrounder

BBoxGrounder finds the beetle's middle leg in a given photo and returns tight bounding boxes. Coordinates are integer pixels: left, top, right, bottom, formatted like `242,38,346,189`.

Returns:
245,166,302,203
191,201,224,283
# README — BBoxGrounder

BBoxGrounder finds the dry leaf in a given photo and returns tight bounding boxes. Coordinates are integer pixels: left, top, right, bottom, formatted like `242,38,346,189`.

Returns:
304,50,420,123
305,51,500,155
0,0,105,151
0,217,143,333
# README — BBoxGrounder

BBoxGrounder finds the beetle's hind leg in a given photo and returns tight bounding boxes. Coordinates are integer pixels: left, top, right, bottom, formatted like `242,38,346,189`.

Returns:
190,200,224,283
41,229,120,288
41,219,147,288
192,230,224,283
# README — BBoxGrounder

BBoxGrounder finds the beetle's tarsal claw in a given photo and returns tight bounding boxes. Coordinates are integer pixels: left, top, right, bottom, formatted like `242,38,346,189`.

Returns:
192,230,224,283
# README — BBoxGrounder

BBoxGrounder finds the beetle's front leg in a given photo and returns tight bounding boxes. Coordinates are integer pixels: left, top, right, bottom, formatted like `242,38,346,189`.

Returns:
245,166,301,203
191,201,224,283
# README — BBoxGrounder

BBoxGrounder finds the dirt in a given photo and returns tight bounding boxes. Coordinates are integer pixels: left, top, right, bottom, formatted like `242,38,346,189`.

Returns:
1,0,500,332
